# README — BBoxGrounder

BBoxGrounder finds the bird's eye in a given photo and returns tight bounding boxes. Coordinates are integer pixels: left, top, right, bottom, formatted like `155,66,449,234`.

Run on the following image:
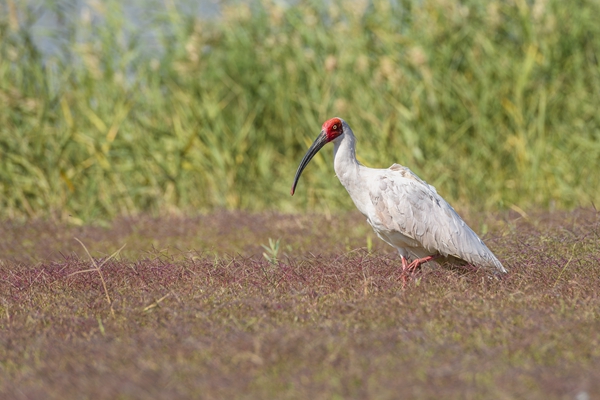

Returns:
332,124,338,130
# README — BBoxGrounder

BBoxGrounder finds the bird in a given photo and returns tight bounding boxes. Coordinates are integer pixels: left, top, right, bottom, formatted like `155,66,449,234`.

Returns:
291,117,506,275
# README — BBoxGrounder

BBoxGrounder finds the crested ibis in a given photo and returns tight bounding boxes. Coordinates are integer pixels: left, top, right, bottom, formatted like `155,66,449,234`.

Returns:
291,117,506,274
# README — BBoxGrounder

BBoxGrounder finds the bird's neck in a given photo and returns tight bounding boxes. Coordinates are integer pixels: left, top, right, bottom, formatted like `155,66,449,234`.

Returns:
333,130,361,190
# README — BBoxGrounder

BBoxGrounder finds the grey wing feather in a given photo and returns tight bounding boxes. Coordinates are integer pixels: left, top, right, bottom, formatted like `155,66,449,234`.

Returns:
369,164,506,273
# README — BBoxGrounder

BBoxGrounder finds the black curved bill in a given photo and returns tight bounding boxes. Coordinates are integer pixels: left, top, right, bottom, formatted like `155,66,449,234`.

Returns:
290,131,328,195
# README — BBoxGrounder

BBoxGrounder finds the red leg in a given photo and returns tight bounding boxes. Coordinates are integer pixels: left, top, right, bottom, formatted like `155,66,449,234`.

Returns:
401,256,410,272
400,256,409,286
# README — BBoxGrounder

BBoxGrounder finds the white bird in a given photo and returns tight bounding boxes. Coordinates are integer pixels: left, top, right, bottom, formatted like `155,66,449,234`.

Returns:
291,117,506,274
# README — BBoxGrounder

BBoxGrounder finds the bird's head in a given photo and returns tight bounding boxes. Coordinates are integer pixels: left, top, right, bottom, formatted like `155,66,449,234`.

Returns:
290,117,345,196
321,117,344,142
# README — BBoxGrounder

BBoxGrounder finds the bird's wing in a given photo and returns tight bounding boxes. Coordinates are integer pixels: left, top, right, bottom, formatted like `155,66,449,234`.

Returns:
367,164,506,272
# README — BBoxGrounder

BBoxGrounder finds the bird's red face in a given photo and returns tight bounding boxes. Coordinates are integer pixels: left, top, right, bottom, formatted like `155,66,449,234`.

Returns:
322,117,344,142
290,117,345,196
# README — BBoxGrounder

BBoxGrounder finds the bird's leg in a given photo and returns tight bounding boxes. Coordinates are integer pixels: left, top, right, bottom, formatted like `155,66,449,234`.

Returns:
400,256,411,286
401,256,410,272
405,254,441,273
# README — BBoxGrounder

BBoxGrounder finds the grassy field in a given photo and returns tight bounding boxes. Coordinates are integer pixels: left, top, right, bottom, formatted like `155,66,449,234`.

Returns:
1,0,599,220
1,209,599,399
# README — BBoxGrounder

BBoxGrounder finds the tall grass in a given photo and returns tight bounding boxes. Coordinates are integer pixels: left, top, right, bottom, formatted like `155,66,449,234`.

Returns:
1,0,599,220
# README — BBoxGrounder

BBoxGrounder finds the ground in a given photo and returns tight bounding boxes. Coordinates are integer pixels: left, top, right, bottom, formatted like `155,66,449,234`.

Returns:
1,209,599,399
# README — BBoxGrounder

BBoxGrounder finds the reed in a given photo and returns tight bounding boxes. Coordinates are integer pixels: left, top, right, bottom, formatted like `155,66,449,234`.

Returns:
1,0,599,220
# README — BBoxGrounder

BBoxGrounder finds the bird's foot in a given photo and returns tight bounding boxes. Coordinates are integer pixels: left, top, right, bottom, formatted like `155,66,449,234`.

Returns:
400,254,441,285
404,254,440,273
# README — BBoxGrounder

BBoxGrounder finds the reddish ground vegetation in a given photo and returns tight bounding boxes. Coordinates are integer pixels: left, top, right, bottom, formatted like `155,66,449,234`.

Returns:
1,209,599,399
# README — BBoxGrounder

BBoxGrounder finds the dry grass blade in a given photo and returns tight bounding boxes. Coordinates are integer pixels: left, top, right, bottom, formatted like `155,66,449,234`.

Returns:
553,242,577,288
142,293,171,312
71,238,127,317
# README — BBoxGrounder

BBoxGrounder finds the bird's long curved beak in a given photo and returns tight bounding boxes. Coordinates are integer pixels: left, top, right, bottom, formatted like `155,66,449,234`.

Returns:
290,130,328,195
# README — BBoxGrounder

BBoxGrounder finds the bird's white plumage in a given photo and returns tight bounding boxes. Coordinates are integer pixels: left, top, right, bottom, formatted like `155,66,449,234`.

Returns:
331,119,506,273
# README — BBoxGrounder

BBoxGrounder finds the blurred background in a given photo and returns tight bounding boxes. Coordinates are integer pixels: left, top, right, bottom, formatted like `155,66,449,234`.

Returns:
1,0,599,222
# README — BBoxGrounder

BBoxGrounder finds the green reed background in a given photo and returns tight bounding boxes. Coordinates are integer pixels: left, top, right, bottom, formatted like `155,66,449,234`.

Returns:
1,0,599,221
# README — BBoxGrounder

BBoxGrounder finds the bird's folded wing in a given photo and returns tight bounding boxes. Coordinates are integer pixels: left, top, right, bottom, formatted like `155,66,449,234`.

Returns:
368,165,505,272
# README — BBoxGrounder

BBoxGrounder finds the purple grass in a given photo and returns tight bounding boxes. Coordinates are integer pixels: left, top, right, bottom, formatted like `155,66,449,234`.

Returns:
1,210,599,399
